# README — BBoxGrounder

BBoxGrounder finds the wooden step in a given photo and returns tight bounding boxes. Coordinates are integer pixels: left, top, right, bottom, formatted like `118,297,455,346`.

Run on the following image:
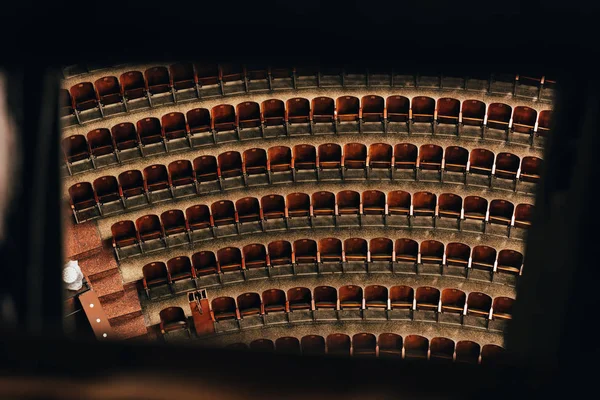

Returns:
89,269,124,300
110,314,148,340
104,286,142,322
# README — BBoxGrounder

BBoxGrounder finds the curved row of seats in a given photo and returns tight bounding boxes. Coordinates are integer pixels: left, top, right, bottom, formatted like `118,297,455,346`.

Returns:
141,237,522,299
67,143,541,223
110,189,533,260
61,95,551,174
62,62,554,126
165,284,514,334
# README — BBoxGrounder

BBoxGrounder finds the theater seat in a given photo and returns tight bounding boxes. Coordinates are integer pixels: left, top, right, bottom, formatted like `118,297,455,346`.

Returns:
378,333,403,357
353,333,377,357
429,337,455,363
159,307,189,336
327,333,351,356
404,335,429,360
301,335,326,356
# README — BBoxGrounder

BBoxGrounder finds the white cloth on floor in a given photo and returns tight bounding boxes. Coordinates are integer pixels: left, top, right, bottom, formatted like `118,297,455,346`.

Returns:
63,260,84,291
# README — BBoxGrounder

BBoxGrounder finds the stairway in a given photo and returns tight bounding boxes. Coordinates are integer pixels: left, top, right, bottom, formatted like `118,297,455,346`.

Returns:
64,216,147,341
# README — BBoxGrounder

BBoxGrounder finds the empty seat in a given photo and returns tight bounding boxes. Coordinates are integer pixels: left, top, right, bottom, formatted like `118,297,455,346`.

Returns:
118,170,145,199
169,63,196,92
111,122,139,151
343,238,368,262
211,104,237,136
365,285,388,309
312,191,336,216
327,333,351,356
292,144,317,174
388,190,411,216
286,97,311,124
339,285,363,309
159,307,188,334
217,247,243,273
286,192,311,217
413,191,436,216
460,99,486,135
455,341,481,364
368,143,393,171
137,117,163,146
62,135,90,166
119,71,147,101
142,262,169,295
185,204,212,231
93,175,120,206
404,335,429,360
393,143,418,171
219,63,245,84
261,99,285,128
492,296,515,320
386,95,410,122
195,63,220,87
443,146,469,173
318,143,342,169
336,190,360,216
495,152,520,180
145,66,171,96
436,97,460,125
111,220,138,256
243,148,268,176
192,250,218,276
135,214,163,243
369,237,394,263
418,144,443,170
235,196,261,223
237,292,262,317
162,112,189,142
249,339,275,353
193,155,219,184
211,296,238,321
471,245,497,272
378,333,403,357
218,151,243,179
430,337,455,362
242,243,268,270
166,256,194,283
336,96,360,132
262,288,287,313
269,240,293,267
261,194,285,220
520,156,543,184
168,160,195,189
186,108,212,140
353,333,377,357
497,249,523,275
469,148,494,176
441,288,466,314
463,196,488,221
361,189,386,215
437,193,462,221
361,95,385,132
60,89,74,118
411,96,435,129
143,164,170,194
536,110,552,138
481,344,506,366
160,209,188,238
237,101,262,138
514,203,534,229
466,292,492,318
87,128,115,161
94,76,123,108
211,200,236,227
342,143,367,172
268,146,292,178
488,199,514,226
486,103,512,140
415,286,440,311
293,239,318,263
512,105,537,135
445,242,470,269
395,239,419,263
314,286,337,309
70,82,98,113
311,97,335,130
319,238,343,263
68,182,97,222
287,287,312,311
301,335,326,356
390,285,414,309
275,337,301,355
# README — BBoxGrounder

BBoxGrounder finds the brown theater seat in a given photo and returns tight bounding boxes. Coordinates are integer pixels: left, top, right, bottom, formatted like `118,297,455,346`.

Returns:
378,333,403,357
430,337,455,362
168,160,195,188
159,307,188,334
327,333,351,356
481,344,506,366
438,193,462,219
211,104,237,132
94,76,123,106
192,250,218,276
404,335,429,360
166,256,194,283
237,101,262,129
217,247,243,273
395,239,418,263
120,71,146,100
261,194,285,220
486,103,512,130
520,156,543,183
237,292,262,317
456,341,481,364
70,82,98,112
495,152,520,180
444,146,469,172
143,164,170,193
293,239,317,264
413,191,436,216
436,98,460,124
142,262,169,293
262,99,285,126
339,285,363,309
242,244,268,270
286,97,311,123
464,196,488,220
218,151,243,179
467,292,492,317
135,214,163,242
512,105,537,135
169,63,195,91
441,288,466,314
319,238,343,262
514,203,534,229
193,155,219,184
361,95,385,122
362,190,386,215
336,96,360,121
445,242,470,268
293,144,317,170
368,143,393,169
111,122,139,151
286,192,311,217
469,148,495,175
353,333,377,357
93,176,120,205
318,143,342,169
411,96,435,122
145,66,171,95
488,199,515,226
311,97,335,123
301,335,326,356
369,238,393,262
388,191,411,215
243,148,267,175
211,200,236,227
186,108,211,134
393,143,418,170
275,337,301,355
287,287,312,311
118,170,145,199
160,209,187,237
536,110,552,138
195,63,220,87
312,191,335,216
87,128,115,159
211,296,238,321
461,99,486,126
162,112,188,141
269,241,293,267
342,143,367,169
262,289,287,314
386,95,410,122
68,182,96,215
137,117,163,146
62,134,90,164
336,190,360,215
185,204,212,231
111,220,138,250
268,146,292,172
471,245,497,271
418,144,443,170
497,249,523,275
235,197,261,223
390,285,414,309
365,285,388,309
415,286,440,311
314,286,337,309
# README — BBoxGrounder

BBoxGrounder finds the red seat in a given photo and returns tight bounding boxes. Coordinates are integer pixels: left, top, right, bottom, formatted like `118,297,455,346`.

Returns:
461,99,486,127
286,192,311,217
514,203,534,229
217,247,243,273
336,190,360,215
455,341,481,364
368,143,392,169
143,164,170,193
312,191,335,216
360,95,385,122
444,146,469,173
311,97,335,123
362,190,386,215
186,108,211,134
160,209,187,237
438,193,462,219
388,190,411,215
467,292,492,317
135,214,163,242
369,238,393,262
211,200,236,227
211,297,238,321
144,66,171,95
390,285,414,309
70,82,98,112
218,151,243,179
93,176,120,205
413,191,436,216
327,333,351,356
161,112,188,141
159,307,188,334
68,182,96,221
193,155,219,183
536,110,552,138
242,244,268,270
314,286,337,309
166,256,194,283
441,288,466,314
235,197,261,223
364,285,388,309
386,95,410,122
415,286,440,310
269,241,292,267
168,160,195,188
211,104,237,132
411,96,435,122
237,101,262,129
336,96,360,122
142,262,168,292
404,335,429,360
488,199,514,226
192,250,218,276
118,170,145,198
87,128,115,158
430,337,455,362
261,194,285,220
445,242,470,268
194,63,220,87
512,106,537,135
237,292,262,317
342,143,367,169
287,287,312,311
268,146,292,173
520,156,543,183
185,204,212,231
353,333,377,357
393,143,417,170
169,63,195,91
301,335,326,356
378,333,403,357
318,143,342,169
62,134,90,164
339,285,363,309
464,196,488,221
261,99,285,127
111,220,138,251
319,238,342,262
136,117,163,146
395,239,418,263
471,245,497,271
492,296,515,321
286,97,311,124
495,152,520,180
111,122,139,151
119,71,146,100
275,337,301,355
418,144,443,170
436,97,460,124
293,239,317,264
60,89,74,118
487,103,512,131
469,148,495,176
262,288,287,313
94,76,123,107
292,144,317,170
243,148,267,175
481,344,506,366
